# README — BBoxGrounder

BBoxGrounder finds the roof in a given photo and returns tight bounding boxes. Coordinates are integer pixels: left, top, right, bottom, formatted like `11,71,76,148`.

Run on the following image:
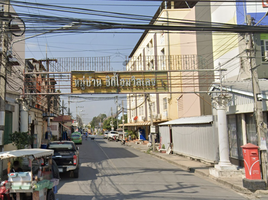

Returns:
52,115,72,122
159,115,213,126
0,149,54,160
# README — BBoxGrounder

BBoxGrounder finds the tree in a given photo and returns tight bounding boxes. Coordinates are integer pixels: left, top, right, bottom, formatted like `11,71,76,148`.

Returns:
10,131,35,149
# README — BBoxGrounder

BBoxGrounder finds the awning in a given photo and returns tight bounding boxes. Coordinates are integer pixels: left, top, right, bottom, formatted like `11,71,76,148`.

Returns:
60,123,71,130
159,115,213,126
119,122,151,127
0,149,54,160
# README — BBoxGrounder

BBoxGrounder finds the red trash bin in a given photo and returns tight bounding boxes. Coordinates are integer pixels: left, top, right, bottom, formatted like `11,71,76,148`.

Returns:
241,143,261,180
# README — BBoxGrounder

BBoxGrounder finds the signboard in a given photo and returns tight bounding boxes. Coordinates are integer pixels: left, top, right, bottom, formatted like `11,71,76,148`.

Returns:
150,125,156,134
71,71,169,94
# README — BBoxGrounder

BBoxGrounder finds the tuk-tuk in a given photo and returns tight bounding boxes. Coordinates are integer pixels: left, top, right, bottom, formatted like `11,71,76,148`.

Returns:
0,148,59,200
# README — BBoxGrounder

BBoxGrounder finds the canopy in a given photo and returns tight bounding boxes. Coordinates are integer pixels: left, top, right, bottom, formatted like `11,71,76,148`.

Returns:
0,149,54,160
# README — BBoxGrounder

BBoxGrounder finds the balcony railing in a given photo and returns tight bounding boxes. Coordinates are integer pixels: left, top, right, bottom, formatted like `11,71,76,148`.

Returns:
127,55,207,71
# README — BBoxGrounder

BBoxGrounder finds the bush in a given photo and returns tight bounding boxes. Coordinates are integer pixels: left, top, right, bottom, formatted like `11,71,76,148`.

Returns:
10,131,34,149
162,144,165,149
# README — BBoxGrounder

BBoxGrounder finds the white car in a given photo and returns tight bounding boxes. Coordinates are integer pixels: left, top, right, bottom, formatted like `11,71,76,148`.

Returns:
107,131,118,141
103,132,108,139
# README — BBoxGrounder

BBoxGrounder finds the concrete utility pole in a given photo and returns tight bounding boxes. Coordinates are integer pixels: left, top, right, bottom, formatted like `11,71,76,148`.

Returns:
0,0,10,148
147,94,155,151
122,100,125,141
247,15,268,184
116,96,118,130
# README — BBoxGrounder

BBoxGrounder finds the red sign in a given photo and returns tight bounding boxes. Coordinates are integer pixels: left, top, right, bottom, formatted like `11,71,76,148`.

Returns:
263,0,268,8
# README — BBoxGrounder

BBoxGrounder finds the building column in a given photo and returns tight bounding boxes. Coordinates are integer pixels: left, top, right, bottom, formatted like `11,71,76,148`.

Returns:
17,98,29,133
209,95,241,177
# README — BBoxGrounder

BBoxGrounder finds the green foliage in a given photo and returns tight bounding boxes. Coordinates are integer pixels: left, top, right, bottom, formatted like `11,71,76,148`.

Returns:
126,130,138,140
90,114,107,129
162,144,165,149
9,131,35,149
103,117,117,130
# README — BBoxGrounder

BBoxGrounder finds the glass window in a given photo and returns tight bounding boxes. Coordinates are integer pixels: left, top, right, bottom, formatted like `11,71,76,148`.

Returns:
227,115,238,159
245,113,257,145
163,98,167,110
261,40,268,62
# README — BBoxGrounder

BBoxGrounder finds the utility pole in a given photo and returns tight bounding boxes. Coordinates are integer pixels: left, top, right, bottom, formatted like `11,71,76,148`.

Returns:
147,94,155,151
247,15,268,184
116,96,118,130
68,96,71,115
0,0,10,149
122,100,125,141
110,107,114,131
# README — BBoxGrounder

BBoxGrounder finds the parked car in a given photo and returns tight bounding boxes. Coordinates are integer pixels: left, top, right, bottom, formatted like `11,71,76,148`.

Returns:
108,131,119,141
71,132,82,144
47,141,80,178
103,132,108,139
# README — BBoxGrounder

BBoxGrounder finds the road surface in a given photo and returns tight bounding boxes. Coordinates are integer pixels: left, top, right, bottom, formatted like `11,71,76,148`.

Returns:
56,136,252,200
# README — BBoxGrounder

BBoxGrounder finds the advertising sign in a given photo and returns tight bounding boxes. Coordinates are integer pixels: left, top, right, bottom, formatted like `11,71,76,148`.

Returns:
71,71,169,94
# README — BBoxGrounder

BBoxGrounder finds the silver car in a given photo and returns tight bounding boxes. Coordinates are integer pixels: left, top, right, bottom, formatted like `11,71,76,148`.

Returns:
103,132,108,139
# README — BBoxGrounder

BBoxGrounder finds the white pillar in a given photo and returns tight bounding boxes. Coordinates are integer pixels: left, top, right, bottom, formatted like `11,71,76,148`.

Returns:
209,95,239,177
20,99,29,133
217,105,232,166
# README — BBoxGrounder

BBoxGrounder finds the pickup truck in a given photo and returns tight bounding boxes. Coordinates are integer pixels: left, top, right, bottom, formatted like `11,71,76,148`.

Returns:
47,141,80,178
88,134,96,140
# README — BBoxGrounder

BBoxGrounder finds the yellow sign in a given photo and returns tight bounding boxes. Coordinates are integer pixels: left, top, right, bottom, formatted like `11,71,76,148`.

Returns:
71,71,168,94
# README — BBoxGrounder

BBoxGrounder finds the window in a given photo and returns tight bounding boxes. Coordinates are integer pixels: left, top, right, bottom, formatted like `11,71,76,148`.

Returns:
160,48,166,70
261,40,268,62
152,102,155,113
147,39,153,55
163,97,167,110
139,106,144,116
4,111,12,145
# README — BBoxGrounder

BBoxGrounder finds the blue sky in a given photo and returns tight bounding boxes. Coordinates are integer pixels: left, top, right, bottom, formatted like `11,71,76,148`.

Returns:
13,0,161,123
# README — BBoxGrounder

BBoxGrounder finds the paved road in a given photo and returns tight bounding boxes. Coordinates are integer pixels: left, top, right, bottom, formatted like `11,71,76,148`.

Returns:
55,136,250,200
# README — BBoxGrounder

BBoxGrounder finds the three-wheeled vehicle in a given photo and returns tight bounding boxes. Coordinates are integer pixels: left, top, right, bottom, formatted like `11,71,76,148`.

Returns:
0,149,60,200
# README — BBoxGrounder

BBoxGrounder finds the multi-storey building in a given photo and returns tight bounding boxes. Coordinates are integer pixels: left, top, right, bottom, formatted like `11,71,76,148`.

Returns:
125,1,213,140
1,5,25,151
25,58,61,147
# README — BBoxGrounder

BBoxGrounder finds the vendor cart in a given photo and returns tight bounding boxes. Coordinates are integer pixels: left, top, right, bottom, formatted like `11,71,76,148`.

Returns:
0,149,59,200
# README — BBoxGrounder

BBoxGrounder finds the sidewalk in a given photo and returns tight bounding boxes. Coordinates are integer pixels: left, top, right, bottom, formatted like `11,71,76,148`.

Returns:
125,140,268,197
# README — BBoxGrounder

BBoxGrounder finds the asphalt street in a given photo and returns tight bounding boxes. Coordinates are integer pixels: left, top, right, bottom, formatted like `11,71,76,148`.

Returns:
55,136,251,200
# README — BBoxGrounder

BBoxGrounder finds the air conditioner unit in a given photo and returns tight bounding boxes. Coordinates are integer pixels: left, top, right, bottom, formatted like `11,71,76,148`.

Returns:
153,114,157,120
157,114,161,120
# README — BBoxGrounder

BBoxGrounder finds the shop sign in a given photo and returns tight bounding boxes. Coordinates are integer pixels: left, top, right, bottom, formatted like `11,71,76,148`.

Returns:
71,71,168,94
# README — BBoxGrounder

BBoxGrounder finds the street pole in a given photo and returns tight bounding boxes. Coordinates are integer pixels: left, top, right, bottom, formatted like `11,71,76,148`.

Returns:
0,0,10,149
122,100,125,141
247,15,268,184
116,96,118,130
147,94,155,151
